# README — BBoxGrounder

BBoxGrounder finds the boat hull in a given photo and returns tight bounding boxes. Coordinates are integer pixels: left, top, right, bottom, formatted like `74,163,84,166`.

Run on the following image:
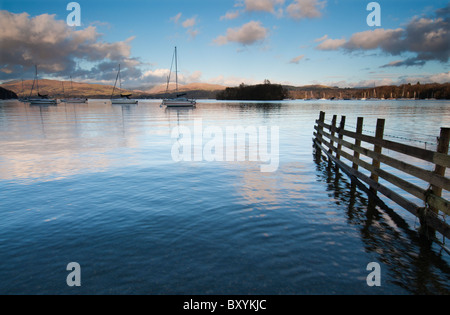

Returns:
62,98,88,103
162,99,196,107
29,99,57,105
111,98,138,105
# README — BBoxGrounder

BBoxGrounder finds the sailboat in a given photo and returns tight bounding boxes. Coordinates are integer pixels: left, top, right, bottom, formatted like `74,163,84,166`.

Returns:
162,47,196,108
29,65,57,105
111,64,138,105
61,77,87,103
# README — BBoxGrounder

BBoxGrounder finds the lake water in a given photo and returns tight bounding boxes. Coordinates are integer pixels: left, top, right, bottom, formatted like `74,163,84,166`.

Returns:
0,99,449,295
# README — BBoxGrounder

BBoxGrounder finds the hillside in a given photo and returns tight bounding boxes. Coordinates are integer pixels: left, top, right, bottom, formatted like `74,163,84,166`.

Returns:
147,83,226,94
0,80,226,99
0,87,18,99
1,80,449,100
0,79,143,99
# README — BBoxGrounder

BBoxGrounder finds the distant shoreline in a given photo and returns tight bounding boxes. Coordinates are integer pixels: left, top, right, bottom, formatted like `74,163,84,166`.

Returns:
1,80,449,100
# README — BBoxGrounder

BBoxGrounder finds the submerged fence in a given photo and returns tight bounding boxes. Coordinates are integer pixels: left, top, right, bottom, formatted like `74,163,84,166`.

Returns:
312,111,450,239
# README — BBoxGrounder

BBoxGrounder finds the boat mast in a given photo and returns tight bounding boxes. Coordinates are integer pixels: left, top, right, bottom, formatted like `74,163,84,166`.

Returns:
70,76,74,98
62,81,66,99
29,65,37,98
111,64,121,99
35,65,40,96
175,46,178,92
119,64,122,90
21,79,25,99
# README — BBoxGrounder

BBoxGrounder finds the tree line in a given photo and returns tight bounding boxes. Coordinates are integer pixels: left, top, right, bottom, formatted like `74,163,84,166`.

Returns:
287,82,450,100
216,81,288,101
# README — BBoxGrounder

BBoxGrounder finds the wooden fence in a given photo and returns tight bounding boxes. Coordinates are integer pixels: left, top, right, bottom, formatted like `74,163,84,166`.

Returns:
313,111,450,239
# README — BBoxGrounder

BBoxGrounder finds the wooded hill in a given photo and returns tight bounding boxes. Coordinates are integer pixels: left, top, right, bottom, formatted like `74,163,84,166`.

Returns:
217,82,288,100
0,87,18,99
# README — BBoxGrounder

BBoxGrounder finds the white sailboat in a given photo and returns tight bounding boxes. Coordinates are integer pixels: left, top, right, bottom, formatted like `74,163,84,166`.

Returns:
162,47,196,108
111,64,138,105
29,65,57,105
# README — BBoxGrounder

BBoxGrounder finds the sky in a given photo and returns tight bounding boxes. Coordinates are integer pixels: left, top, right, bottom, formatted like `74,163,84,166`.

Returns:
0,0,449,89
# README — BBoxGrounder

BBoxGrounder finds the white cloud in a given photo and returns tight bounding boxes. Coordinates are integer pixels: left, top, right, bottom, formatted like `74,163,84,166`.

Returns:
427,71,450,83
220,10,241,20
139,68,203,88
314,34,328,42
226,0,285,18
316,38,346,50
178,16,199,39
344,28,404,51
170,13,182,24
289,55,305,64
207,75,261,87
315,5,450,67
213,21,268,46
187,70,203,83
182,16,197,28
143,69,170,79
244,0,285,13
399,71,450,84
187,29,199,39
0,11,141,81
380,60,405,68
286,0,326,20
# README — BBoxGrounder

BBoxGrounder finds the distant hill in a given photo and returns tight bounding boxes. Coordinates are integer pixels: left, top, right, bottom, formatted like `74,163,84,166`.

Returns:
0,79,142,99
0,80,226,99
285,82,450,100
147,82,226,94
1,79,448,100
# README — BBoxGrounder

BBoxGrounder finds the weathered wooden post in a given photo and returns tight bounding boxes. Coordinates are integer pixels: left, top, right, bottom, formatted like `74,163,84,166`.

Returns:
370,118,385,193
352,117,364,170
329,115,337,155
316,111,325,156
336,116,346,160
429,127,450,214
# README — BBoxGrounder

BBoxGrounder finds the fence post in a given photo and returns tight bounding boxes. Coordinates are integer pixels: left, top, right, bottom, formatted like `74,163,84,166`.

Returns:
316,111,326,155
336,116,346,160
429,128,450,214
329,115,337,155
370,118,385,193
352,117,364,170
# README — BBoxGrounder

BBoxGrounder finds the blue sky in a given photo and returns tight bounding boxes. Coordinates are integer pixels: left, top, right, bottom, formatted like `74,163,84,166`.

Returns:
0,0,449,89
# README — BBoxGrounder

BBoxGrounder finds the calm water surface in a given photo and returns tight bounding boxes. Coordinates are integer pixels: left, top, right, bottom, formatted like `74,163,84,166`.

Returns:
0,99,449,294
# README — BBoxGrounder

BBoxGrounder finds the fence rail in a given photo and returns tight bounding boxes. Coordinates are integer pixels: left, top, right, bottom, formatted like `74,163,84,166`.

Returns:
312,111,450,239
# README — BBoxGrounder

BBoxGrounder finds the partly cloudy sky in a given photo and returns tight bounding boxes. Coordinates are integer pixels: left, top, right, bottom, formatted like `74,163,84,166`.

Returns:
0,0,449,89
